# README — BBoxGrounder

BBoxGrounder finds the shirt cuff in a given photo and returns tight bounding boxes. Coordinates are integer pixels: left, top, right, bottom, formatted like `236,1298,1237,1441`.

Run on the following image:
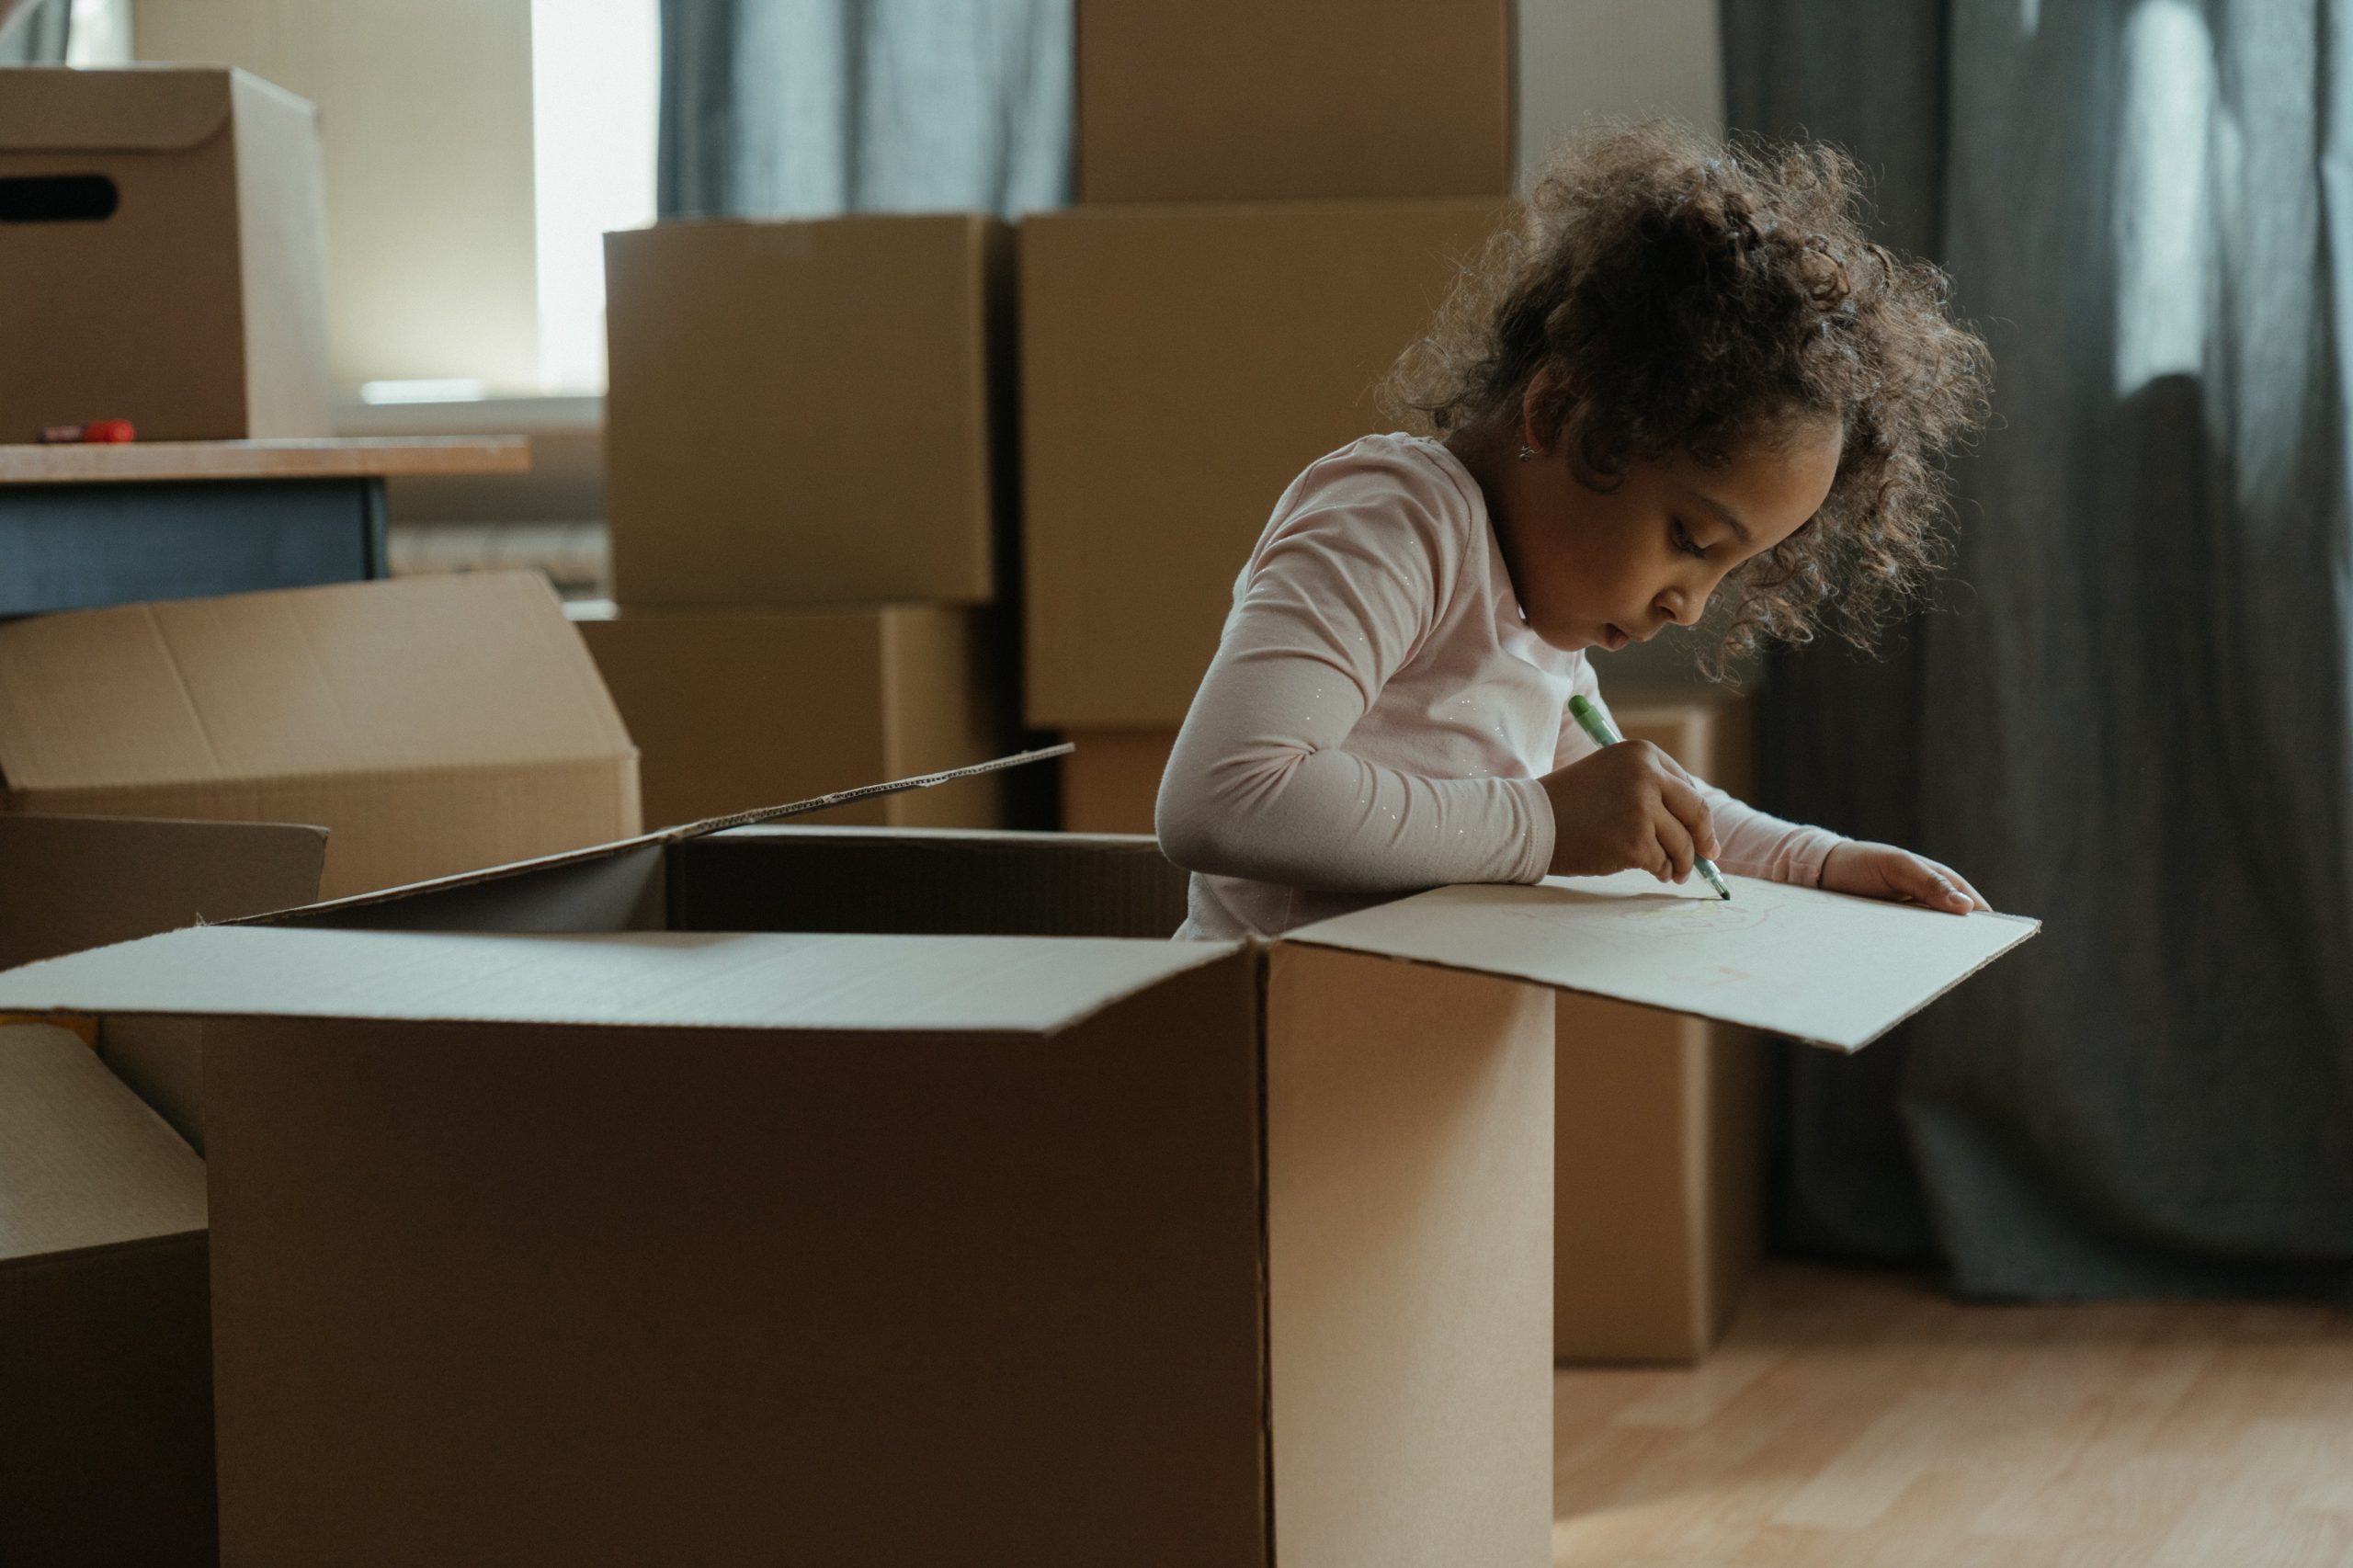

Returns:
1506,776,1554,884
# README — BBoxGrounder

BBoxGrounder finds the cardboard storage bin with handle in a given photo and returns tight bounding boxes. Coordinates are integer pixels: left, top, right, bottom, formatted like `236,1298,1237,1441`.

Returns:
0,756,2039,1567
0,67,330,442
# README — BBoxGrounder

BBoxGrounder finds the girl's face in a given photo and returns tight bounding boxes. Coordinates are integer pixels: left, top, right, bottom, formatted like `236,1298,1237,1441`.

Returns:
1485,410,1844,654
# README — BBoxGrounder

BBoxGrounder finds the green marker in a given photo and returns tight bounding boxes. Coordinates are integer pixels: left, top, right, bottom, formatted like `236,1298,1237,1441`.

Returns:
1568,694,1733,901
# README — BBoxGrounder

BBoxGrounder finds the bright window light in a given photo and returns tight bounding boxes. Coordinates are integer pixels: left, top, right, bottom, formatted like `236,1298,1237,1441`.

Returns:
2114,0,2215,397
64,0,131,63
361,378,490,405
532,0,660,395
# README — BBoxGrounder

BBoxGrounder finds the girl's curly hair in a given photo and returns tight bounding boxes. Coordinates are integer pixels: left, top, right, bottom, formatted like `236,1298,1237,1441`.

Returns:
1382,122,1992,675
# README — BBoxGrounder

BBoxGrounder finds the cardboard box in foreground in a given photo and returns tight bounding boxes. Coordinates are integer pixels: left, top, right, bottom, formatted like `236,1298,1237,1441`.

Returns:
570,601,1007,831
0,571,640,901
0,67,329,442
1021,198,1502,727
0,1023,212,1568
0,786,2036,1562
1076,0,1513,203
604,213,1012,606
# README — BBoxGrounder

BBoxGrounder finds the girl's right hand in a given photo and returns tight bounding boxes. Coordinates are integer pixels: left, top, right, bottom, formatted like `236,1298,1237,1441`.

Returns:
1539,741,1720,883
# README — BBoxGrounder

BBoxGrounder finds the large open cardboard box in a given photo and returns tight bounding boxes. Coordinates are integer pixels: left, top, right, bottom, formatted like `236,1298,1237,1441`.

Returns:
0,571,640,902
604,213,1013,606
1,1022,213,1568
0,66,329,441
0,765,2035,1565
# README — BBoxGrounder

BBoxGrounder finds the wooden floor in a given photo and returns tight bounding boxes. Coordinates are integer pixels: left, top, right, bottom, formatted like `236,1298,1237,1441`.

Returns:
1552,1263,2353,1567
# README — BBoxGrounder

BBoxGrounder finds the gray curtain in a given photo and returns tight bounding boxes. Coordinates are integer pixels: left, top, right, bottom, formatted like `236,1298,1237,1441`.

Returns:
1728,0,2353,1298
0,0,69,63
658,0,1072,220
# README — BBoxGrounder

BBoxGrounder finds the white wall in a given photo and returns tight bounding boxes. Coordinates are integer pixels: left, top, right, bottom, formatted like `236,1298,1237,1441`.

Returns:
1517,0,1725,187
136,0,540,392
1518,1,1731,687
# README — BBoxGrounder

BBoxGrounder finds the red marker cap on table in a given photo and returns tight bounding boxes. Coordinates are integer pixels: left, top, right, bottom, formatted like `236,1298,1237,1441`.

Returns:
35,419,137,444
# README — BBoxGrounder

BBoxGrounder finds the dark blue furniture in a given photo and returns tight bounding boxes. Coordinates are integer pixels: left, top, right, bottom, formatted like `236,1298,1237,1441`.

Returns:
0,437,524,617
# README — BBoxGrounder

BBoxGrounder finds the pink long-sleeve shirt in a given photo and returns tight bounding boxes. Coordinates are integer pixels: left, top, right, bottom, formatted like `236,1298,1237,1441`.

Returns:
1157,433,1846,939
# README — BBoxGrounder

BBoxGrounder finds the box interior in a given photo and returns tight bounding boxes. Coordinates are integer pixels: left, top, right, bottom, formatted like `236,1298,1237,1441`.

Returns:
278,824,1190,942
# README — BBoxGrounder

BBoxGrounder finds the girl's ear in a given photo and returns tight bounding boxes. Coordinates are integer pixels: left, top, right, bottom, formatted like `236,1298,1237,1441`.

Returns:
1520,366,1577,457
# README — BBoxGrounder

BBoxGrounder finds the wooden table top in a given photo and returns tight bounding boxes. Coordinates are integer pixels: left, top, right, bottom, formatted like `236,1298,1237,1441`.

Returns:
0,437,531,485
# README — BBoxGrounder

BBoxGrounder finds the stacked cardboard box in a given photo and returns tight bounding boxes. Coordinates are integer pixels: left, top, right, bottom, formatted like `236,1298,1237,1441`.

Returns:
592,214,1017,830
1027,0,1512,814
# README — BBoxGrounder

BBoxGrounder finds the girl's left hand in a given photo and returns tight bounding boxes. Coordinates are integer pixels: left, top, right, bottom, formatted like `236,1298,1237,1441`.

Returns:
1818,841,1990,915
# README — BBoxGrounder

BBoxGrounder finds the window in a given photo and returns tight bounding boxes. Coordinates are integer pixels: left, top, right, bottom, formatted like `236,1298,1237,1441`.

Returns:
531,0,660,394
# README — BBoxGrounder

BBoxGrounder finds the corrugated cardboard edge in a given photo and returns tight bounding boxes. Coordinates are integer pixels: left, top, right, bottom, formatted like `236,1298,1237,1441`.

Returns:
0,927,1251,1041
230,745,1074,927
1281,912,2042,1054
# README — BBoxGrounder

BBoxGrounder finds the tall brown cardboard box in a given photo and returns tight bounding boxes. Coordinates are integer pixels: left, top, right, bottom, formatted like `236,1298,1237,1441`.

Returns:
1048,695,1770,1363
604,214,1013,606
1022,199,1503,728
0,572,640,901
1061,727,1176,834
0,67,330,442
1556,688,1764,1363
0,807,2035,1562
1076,0,1514,202
568,601,1007,830
0,1023,213,1568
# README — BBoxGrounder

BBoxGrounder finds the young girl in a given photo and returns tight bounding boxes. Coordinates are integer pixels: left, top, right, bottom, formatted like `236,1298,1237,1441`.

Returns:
1157,125,1995,940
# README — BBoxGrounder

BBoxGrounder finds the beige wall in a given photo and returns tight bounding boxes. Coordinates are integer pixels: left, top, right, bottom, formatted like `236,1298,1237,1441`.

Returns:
136,0,540,392
1517,0,1725,187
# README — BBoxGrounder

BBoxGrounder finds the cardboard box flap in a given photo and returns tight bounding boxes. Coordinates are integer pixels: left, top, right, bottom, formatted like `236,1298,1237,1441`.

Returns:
1287,870,2040,1052
0,573,631,794
0,925,1243,1037
0,66,234,153
0,813,326,971
252,744,1074,926
0,1023,205,1267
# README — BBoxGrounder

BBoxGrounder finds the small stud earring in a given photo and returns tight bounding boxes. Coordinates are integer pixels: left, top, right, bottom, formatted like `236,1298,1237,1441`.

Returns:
1517,444,1536,462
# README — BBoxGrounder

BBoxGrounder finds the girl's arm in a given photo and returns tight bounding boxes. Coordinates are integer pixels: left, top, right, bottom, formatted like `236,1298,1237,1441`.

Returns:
1557,666,1847,886
1155,480,1554,895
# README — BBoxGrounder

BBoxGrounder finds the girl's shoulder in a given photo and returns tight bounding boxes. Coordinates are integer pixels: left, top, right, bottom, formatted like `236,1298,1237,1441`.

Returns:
1287,431,1480,508
1247,433,1495,618
1272,433,1487,552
